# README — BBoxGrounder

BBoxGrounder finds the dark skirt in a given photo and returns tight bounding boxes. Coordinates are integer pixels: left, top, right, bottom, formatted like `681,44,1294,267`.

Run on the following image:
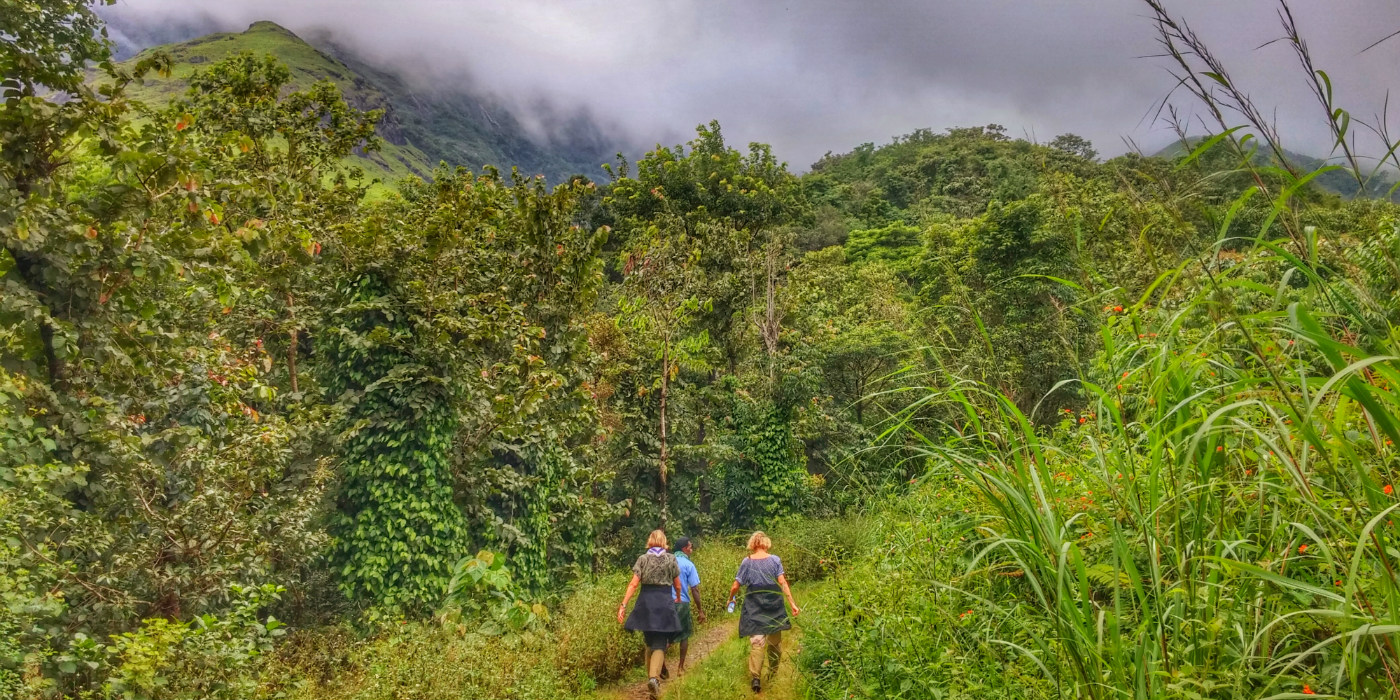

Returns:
738,584,790,637
643,630,671,651
625,584,681,634
673,602,694,643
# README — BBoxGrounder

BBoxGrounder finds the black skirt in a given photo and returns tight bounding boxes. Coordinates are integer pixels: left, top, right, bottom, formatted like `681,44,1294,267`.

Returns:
738,584,790,637
625,584,681,634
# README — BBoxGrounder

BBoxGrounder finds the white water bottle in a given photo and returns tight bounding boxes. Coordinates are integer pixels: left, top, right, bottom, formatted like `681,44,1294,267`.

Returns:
727,599,736,614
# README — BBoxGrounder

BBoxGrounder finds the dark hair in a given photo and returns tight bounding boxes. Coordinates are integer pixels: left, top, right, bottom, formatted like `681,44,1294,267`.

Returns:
674,536,692,552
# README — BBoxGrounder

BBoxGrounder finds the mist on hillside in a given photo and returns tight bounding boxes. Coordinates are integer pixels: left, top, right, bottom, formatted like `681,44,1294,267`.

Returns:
99,0,1400,168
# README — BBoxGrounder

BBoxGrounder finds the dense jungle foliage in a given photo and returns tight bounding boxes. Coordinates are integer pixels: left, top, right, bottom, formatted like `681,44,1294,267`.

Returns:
4,1,1400,699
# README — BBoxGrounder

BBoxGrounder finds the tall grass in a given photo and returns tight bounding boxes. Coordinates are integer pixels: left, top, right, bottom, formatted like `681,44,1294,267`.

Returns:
257,540,751,699
807,3,1400,697
809,207,1400,700
897,270,1400,696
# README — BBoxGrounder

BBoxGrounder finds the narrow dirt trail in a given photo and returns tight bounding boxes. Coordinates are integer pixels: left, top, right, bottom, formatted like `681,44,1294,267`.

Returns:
596,583,823,700
610,621,738,700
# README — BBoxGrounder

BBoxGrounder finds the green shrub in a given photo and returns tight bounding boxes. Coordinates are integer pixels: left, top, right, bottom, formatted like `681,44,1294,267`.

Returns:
260,540,750,699
767,516,876,583
264,621,566,700
800,488,1055,699
551,573,641,690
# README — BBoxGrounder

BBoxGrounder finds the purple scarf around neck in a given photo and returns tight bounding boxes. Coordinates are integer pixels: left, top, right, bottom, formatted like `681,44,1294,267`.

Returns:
647,546,667,556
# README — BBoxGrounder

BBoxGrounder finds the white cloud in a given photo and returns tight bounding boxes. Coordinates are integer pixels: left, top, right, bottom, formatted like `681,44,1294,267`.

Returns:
100,0,1400,168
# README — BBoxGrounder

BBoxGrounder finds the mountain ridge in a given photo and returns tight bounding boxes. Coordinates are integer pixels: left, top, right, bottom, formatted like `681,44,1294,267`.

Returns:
111,21,620,186
1153,136,1399,200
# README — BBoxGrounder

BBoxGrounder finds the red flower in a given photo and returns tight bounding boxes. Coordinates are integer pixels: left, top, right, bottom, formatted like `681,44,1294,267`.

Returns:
1386,484,1394,496
1113,305,1123,312
1298,544,1309,554
1302,685,1315,695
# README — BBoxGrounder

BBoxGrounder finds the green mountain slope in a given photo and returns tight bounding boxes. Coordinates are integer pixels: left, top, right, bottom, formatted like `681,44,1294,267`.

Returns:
1153,137,1398,200
114,21,615,185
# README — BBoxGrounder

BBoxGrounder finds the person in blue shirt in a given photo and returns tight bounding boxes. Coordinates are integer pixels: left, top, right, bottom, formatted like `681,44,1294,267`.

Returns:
670,536,706,674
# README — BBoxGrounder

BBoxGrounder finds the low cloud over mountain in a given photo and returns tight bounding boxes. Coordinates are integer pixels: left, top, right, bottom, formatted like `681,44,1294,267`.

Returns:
101,0,1400,167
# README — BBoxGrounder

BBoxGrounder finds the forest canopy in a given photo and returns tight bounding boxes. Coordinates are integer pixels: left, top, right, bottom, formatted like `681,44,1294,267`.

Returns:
5,2,1400,699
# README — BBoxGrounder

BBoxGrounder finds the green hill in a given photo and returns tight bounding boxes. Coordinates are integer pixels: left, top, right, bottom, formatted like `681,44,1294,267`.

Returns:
1153,136,1399,200
112,21,616,185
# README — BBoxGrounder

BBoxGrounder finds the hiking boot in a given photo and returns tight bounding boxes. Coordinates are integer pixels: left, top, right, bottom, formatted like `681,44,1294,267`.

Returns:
648,677,661,699
751,677,761,693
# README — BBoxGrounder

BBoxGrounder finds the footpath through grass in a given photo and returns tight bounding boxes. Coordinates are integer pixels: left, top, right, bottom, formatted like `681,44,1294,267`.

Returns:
656,626,807,700
590,582,824,700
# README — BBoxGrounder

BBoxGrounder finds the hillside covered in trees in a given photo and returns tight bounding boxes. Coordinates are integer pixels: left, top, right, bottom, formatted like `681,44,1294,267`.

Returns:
5,2,1400,699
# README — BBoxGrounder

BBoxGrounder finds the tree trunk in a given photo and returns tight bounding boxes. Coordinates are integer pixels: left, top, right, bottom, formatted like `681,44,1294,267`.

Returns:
761,242,782,386
658,338,669,523
7,247,66,386
286,293,299,394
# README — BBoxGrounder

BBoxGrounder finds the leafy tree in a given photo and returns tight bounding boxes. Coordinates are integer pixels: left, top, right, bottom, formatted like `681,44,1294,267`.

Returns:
615,215,711,519
324,168,607,610
606,121,806,373
843,222,924,279
1,10,373,694
175,51,381,397
710,389,810,529
1048,133,1098,161
601,123,807,528
920,197,1084,412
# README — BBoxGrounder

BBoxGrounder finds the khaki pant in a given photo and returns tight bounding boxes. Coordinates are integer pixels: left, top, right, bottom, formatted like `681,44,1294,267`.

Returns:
747,631,782,679
648,648,666,678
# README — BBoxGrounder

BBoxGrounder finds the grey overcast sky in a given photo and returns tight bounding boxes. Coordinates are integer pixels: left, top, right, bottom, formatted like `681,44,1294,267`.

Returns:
100,0,1400,169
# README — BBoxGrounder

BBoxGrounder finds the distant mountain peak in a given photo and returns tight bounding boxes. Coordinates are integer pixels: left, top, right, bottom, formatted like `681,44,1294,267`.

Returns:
106,20,621,187
246,20,297,36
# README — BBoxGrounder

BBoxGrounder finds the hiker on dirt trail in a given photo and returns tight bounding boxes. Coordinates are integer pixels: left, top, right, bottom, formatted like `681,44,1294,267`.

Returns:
669,536,706,675
727,531,801,695
618,529,684,699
